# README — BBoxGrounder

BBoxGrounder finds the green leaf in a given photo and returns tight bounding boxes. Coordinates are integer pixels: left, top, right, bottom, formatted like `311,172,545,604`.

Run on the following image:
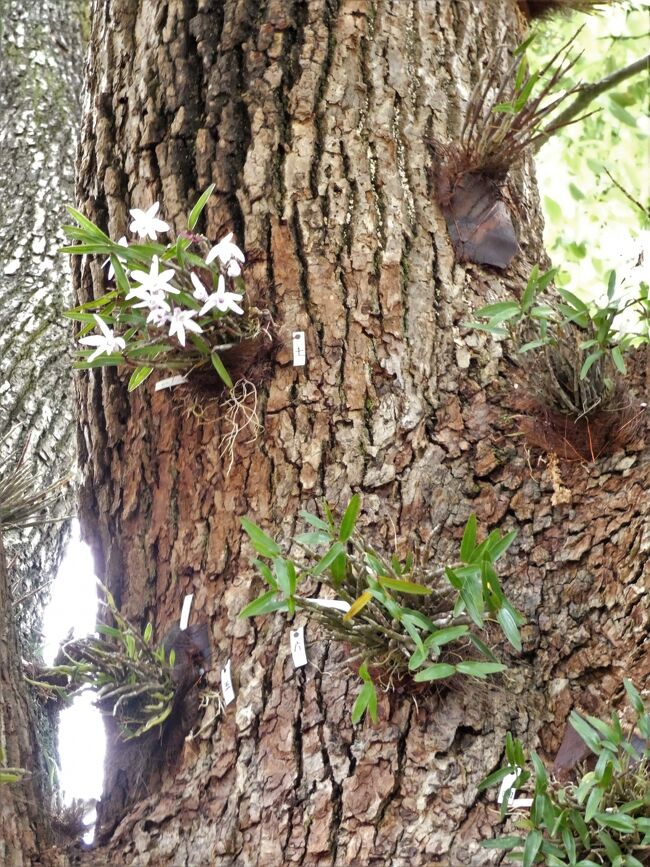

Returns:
412,662,456,682
455,661,506,678
478,765,517,792
351,680,378,725
569,713,602,754
611,344,626,374
593,812,636,834
143,623,153,644
188,183,215,230
460,514,477,563
584,785,603,822
481,836,525,850
522,830,542,867
339,494,361,542
580,350,603,380
561,826,577,864
211,352,233,388
239,590,287,618
299,510,330,532
312,542,346,576
596,830,622,861
474,301,521,321
429,625,469,646
294,532,330,546
497,606,522,651
624,678,644,715
377,575,431,595
569,810,590,850
487,530,518,562
468,633,499,662
240,518,281,558
127,366,154,392
273,558,292,598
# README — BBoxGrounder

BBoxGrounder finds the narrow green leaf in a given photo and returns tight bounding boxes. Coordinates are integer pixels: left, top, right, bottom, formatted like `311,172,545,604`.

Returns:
611,344,626,374
239,590,286,618
211,352,234,388
456,661,506,678
580,350,603,380
593,812,636,834
339,494,361,542
481,836,525,850
299,510,330,532
460,514,477,563
240,517,281,558
478,765,516,792
312,542,346,576
522,830,542,867
188,183,215,230
412,662,456,682
429,625,469,647
377,575,431,595
497,606,522,651
623,678,644,715
127,366,154,392
294,531,330,546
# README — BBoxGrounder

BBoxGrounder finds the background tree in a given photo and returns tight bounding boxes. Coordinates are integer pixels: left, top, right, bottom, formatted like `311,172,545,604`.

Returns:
0,0,85,862
7,0,647,864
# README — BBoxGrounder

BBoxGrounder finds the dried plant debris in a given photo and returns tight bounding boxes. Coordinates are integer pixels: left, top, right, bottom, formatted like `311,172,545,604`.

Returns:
519,0,626,20
433,32,587,269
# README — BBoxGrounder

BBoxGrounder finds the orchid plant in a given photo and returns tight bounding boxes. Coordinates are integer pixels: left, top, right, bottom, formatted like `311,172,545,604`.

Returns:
63,186,261,392
240,497,524,725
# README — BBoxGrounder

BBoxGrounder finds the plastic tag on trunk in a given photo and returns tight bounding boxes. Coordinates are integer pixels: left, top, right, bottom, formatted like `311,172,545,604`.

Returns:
179,594,193,631
290,626,307,668
221,660,235,706
292,331,306,366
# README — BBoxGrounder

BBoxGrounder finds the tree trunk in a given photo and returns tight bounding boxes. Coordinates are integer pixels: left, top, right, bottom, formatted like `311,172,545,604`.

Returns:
72,1,648,865
0,2,84,864
0,0,84,632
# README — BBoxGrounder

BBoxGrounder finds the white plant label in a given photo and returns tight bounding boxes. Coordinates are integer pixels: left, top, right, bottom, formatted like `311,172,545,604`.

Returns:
498,772,518,807
292,331,306,366
155,374,188,391
221,660,235,706
290,626,308,668
179,594,193,631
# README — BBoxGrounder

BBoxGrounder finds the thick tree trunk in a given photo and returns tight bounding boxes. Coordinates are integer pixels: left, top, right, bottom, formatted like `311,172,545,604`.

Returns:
72,1,648,865
0,0,84,632
0,2,84,864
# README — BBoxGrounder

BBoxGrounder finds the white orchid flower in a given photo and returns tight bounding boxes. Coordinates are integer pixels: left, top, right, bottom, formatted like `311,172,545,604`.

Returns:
103,236,128,280
190,272,209,302
78,314,126,362
128,255,178,300
146,306,171,327
205,232,245,276
128,202,170,240
199,275,244,317
168,308,203,347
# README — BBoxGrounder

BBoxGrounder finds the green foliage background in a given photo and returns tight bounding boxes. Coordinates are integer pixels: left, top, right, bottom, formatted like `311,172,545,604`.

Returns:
531,3,648,302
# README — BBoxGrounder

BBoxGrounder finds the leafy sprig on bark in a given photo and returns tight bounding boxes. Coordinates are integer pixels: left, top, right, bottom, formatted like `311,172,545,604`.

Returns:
481,680,650,866
239,497,523,724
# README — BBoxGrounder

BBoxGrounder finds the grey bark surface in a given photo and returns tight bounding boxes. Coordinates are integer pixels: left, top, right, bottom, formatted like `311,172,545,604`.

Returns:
71,1,648,865
0,2,85,864
0,0,84,635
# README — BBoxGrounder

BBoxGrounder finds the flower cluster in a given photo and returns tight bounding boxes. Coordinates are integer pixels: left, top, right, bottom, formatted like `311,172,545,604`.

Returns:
63,186,257,392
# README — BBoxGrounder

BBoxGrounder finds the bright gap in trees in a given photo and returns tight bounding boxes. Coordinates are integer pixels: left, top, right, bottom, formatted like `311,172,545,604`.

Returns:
43,518,105,843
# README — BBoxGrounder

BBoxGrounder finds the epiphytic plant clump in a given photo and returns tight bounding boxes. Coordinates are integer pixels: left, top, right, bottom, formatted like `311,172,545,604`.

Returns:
432,33,587,269
468,267,648,460
481,679,649,865
239,496,524,725
27,585,210,742
62,185,272,394
0,432,68,531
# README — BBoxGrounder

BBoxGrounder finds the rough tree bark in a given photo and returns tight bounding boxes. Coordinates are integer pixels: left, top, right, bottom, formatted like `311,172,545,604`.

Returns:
0,2,84,864
67,1,647,865
0,0,84,627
